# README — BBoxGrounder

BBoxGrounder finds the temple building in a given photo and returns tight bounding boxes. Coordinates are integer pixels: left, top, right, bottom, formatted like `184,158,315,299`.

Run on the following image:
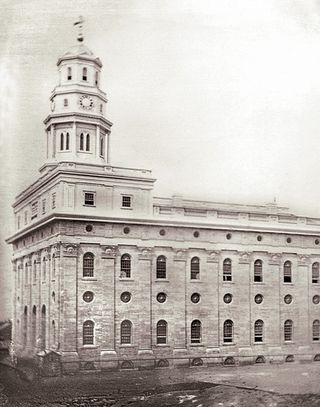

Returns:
7,25,320,371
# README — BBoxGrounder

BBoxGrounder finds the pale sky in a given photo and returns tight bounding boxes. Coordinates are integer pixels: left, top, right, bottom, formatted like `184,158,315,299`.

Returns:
2,0,320,319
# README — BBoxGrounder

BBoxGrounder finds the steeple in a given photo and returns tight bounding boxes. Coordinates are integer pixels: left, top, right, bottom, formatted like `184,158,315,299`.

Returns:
40,20,113,174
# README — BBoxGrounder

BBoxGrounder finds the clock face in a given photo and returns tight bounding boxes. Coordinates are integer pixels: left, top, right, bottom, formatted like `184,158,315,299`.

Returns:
79,95,94,110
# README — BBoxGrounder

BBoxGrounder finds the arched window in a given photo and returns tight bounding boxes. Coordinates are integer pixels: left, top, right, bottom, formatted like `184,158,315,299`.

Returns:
95,71,99,86
42,258,46,281
223,320,233,343
52,254,56,279
191,320,201,343
284,319,293,341
67,67,72,80
223,258,232,282
312,262,319,284
83,320,94,345
66,132,70,150
120,254,131,278
83,252,94,277
86,133,90,151
52,320,56,345
25,262,29,286
190,257,200,280
254,320,264,342
313,320,320,341
156,320,167,344
254,260,263,282
60,133,64,150
100,137,104,157
41,305,46,350
23,306,28,348
284,261,292,283
32,305,37,347
82,67,87,81
80,133,84,151
156,256,166,279
120,320,132,344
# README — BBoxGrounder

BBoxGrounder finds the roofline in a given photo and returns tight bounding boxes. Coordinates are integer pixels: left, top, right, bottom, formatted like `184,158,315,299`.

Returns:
57,55,103,68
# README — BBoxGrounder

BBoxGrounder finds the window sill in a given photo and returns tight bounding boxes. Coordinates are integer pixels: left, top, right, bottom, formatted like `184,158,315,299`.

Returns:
253,281,265,285
81,278,97,281
119,278,134,281
155,279,169,282
222,342,235,346
81,345,98,349
284,341,295,344
222,281,234,284
190,343,204,347
83,204,96,208
119,344,134,348
121,207,133,210
190,279,202,283
154,344,169,347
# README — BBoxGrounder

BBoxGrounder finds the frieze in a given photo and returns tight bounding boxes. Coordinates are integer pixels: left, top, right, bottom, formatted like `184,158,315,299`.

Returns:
268,253,282,265
207,250,221,263
101,245,118,259
238,251,252,264
297,254,310,266
61,243,79,257
174,249,188,261
138,247,153,260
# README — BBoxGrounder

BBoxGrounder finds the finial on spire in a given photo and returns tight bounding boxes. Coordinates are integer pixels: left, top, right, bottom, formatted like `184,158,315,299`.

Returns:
74,16,84,42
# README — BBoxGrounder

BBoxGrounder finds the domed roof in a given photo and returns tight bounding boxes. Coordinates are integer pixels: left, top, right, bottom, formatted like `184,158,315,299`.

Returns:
57,43,102,67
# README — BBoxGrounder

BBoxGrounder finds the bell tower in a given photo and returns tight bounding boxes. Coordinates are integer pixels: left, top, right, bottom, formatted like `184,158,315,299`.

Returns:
41,17,112,173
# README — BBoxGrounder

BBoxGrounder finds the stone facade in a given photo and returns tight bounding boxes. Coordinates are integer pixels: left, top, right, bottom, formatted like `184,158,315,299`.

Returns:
7,36,320,372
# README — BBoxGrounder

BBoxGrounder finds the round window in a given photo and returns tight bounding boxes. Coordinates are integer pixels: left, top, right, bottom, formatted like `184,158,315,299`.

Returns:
191,293,200,303
254,294,263,304
157,292,167,303
286,237,292,244
313,295,320,305
120,292,131,303
284,294,293,304
223,293,233,304
315,239,320,245
85,224,93,232
257,235,262,242
193,231,200,238
123,226,130,234
226,233,232,240
159,229,166,236
83,291,94,303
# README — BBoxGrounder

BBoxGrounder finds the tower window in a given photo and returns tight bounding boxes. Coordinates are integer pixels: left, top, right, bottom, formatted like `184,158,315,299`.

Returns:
156,320,167,344
80,133,84,151
122,196,132,208
42,199,46,215
86,133,90,151
60,133,64,150
190,257,200,280
254,320,264,342
120,320,132,344
24,211,28,224
66,132,70,150
52,192,56,209
283,261,292,283
312,262,319,283
64,98,68,107
84,192,95,206
223,320,234,343
100,137,104,157
254,260,263,282
156,256,166,279
284,319,293,341
83,252,94,277
191,320,201,344
313,320,320,341
83,320,94,345
82,67,87,81
120,254,131,278
31,201,38,219
67,67,72,80
95,71,99,86
100,104,103,113
223,258,232,281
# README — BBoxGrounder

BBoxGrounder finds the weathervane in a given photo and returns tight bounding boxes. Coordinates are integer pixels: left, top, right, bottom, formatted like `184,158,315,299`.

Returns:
74,16,84,42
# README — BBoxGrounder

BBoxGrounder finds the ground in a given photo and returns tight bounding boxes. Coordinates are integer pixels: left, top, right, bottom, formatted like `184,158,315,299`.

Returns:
0,359,320,406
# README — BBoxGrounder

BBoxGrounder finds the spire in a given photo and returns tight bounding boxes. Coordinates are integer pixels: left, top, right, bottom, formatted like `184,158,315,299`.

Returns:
74,16,84,43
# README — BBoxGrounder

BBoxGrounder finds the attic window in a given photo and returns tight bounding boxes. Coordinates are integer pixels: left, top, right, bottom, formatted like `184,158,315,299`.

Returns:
82,67,87,81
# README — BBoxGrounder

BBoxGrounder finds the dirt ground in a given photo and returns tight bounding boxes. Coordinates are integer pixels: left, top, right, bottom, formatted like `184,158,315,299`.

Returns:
0,361,320,406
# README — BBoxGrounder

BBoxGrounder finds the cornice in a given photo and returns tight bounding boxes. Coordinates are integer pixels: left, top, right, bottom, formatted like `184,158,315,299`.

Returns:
43,112,113,129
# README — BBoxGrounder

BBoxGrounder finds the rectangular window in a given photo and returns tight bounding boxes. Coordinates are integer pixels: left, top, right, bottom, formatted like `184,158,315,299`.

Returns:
31,201,38,219
17,216,21,229
84,192,95,206
24,211,28,225
223,270,232,282
122,195,132,208
42,199,46,214
52,193,56,209
64,98,68,107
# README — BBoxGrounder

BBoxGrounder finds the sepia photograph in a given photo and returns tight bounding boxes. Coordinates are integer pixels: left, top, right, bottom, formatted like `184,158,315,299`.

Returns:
1,0,320,405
